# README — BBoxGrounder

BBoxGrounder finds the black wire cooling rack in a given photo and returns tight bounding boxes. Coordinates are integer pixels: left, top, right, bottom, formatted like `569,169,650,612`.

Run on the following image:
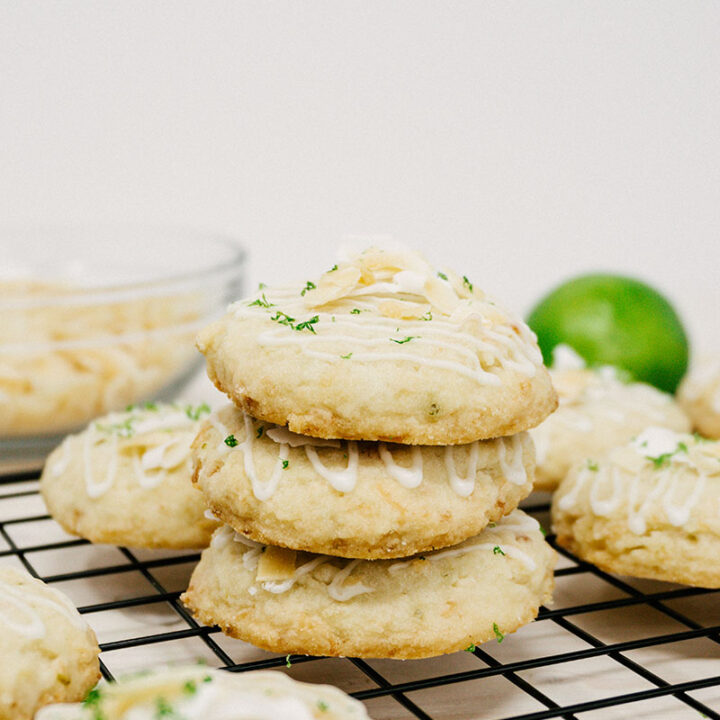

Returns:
1,471,719,720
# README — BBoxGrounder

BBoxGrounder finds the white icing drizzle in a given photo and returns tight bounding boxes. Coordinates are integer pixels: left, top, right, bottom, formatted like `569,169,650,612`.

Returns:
261,556,328,594
223,510,539,604
83,428,118,498
233,275,542,387
327,559,375,601
72,405,205,498
265,426,340,448
496,434,529,486
258,330,502,386
631,427,680,458
208,413,233,454
132,454,164,491
239,413,291,500
0,583,45,638
140,437,187,472
444,441,480,497
378,443,423,488
558,433,718,535
626,467,670,534
555,368,682,433
131,410,196,434
34,670,325,720
663,471,706,527
233,533,264,571
421,540,537,571
210,524,235,549
489,511,541,534
180,681,316,720
220,412,521,499
304,442,359,493
388,511,540,574
0,571,87,638
589,466,623,516
557,469,590,511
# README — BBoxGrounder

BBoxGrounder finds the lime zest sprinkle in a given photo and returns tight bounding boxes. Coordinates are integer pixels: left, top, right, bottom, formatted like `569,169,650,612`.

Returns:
185,402,211,421
270,310,295,327
493,623,504,643
248,293,274,308
294,315,319,333
182,680,197,695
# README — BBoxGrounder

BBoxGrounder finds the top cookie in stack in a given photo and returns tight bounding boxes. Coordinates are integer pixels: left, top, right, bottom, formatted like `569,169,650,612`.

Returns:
198,246,556,445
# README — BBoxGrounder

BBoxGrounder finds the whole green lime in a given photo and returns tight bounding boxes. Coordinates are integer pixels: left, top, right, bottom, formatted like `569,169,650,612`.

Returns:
527,274,689,394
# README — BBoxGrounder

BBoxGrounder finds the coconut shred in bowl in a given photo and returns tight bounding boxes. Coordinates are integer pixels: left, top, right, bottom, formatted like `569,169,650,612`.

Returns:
0,226,244,471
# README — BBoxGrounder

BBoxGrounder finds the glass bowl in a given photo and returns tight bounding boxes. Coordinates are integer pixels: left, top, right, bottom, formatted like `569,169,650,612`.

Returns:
0,226,245,473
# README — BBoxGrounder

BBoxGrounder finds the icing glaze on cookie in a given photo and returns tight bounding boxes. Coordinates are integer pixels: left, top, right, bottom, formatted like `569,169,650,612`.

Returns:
389,511,541,573
207,411,528,499
378,443,424,488
63,403,210,498
230,247,542,388
35,667,369,720
0,567,88,639
557,428,720,534
215,509,541,602
549,365,680,434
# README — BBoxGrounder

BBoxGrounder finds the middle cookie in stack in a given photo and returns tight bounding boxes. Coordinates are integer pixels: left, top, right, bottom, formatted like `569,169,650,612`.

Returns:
183,246,558,658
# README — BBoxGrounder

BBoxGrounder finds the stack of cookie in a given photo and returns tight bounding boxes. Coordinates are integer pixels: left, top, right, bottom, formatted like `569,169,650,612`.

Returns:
183,246,558,658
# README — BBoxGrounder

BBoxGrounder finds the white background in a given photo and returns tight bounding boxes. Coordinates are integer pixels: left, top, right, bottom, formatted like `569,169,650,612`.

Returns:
1,1,719,351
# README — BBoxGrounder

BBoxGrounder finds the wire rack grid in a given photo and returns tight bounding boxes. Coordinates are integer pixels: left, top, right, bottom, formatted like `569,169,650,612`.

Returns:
1,472,718,720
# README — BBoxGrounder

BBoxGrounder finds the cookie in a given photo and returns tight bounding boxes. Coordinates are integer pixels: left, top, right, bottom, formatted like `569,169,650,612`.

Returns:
532,363,690,491
35,666,370,720
182,509,555,659
193,404,535,559
0,565,100,720
197,247,557,444
41,402,220,549
678,356,720,439
552,427,720,588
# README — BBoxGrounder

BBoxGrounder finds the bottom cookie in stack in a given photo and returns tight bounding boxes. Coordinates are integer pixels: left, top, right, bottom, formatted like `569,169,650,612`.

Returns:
182,509,555,659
